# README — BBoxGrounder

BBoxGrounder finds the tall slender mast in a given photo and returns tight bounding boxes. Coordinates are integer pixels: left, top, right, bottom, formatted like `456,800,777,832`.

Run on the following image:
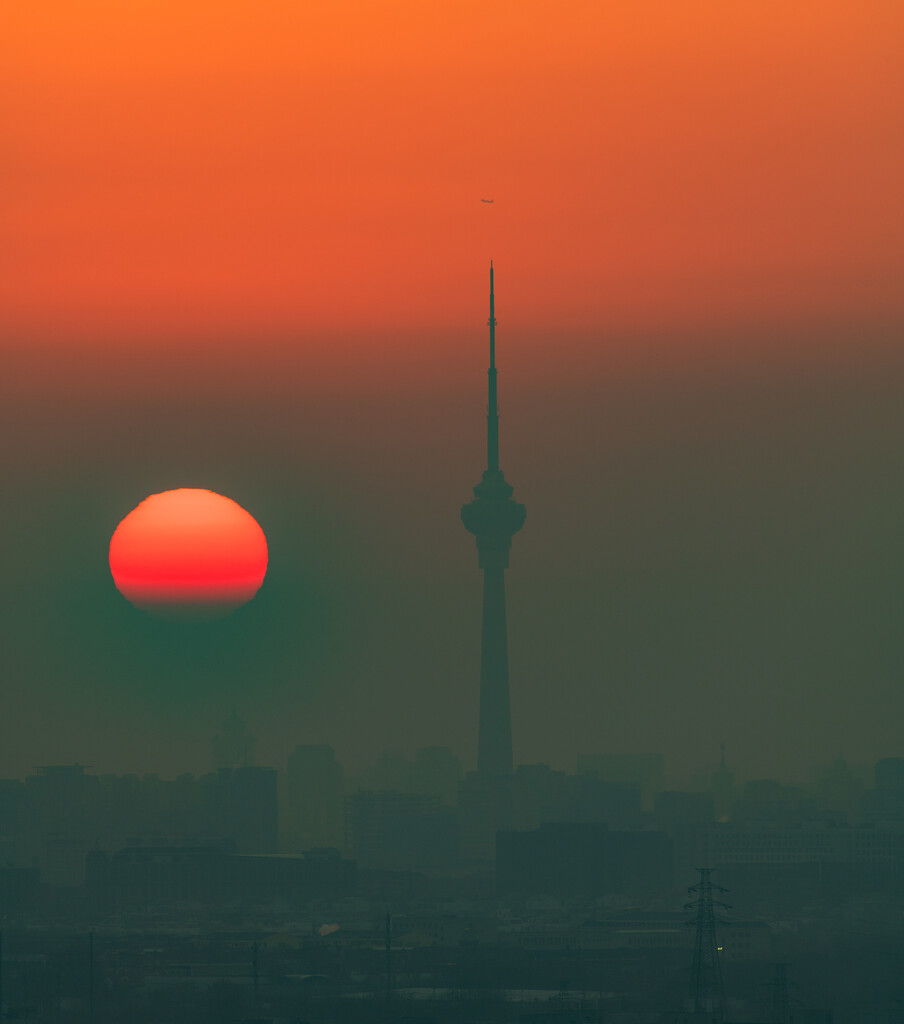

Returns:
487,261,499,474
461,262,526,778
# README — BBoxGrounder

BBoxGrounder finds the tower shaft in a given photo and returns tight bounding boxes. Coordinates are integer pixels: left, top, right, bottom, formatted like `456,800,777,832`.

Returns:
478,567,513,775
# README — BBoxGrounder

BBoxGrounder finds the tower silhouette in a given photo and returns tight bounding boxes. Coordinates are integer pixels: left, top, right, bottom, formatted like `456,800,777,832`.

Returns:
461,262,526,777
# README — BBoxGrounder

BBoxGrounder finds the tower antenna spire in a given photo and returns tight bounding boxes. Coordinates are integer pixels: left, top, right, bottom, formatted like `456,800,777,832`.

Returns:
487,260,499,473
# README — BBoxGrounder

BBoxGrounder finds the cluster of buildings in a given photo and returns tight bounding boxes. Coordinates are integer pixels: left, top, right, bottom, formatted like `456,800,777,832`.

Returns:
1,744,904,919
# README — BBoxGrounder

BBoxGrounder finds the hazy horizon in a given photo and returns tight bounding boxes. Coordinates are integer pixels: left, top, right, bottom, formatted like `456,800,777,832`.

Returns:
4,323,904,785
3,2,904,787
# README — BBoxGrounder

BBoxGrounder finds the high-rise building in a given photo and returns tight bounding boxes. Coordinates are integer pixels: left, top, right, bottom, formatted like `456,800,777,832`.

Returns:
577,752,665,811
412,746,462,805
496,822,673,897
874,757,904,819
26,764,100,887
343,790,458,870
203,766,278,854
285,744,345,851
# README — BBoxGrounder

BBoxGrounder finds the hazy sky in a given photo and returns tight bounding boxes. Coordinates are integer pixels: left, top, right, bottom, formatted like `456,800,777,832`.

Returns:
2,2,903,784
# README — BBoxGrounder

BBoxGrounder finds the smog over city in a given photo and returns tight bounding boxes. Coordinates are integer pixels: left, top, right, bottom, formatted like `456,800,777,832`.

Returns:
2,3,904,1022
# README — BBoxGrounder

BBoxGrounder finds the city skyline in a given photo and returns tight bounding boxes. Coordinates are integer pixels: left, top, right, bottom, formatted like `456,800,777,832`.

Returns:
3,261,904,783
4,6,904,1020
4,298,904,782
2,2,904,785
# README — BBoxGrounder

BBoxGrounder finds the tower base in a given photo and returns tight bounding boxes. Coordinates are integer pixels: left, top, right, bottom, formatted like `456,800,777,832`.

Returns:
457,771,514,864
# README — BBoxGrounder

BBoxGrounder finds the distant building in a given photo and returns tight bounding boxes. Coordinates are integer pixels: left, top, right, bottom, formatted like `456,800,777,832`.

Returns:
0,865,40,915
577,753,664,811
874,757,904,820
6,765,283,890
285,744,345,851
810,755,865,824
496,821,673,897
411,746,461,805
732,778,802,824
685,821,904,899
356,747,461,803
0,778,32,868
655,790,714,827
88,844,355,912
361,750,410,792
26,764,99,887
461,765,643,864
458,770,513,863
203,766,279,854
512,763,642,831
876,757,904,789
702,821,904,866
344,790,458,870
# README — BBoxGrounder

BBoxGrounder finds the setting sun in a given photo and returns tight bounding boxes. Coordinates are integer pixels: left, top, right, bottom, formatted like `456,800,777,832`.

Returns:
109,489,268,619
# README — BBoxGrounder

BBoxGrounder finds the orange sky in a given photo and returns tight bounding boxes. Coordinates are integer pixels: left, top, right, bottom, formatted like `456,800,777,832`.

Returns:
2,1,903,353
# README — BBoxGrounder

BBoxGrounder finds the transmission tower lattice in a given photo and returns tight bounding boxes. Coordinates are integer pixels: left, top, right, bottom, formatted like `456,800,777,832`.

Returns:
769,962,792,1024
685,867,730,1017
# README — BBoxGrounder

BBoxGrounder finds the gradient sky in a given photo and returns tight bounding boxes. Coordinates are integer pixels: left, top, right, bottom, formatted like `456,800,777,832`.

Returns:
2,2,904,785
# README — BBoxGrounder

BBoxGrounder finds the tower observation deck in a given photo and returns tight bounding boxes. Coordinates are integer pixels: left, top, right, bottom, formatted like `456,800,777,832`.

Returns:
461,262,526,777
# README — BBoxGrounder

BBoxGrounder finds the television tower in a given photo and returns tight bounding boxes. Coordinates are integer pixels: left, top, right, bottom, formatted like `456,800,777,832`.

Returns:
461,262,526,777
